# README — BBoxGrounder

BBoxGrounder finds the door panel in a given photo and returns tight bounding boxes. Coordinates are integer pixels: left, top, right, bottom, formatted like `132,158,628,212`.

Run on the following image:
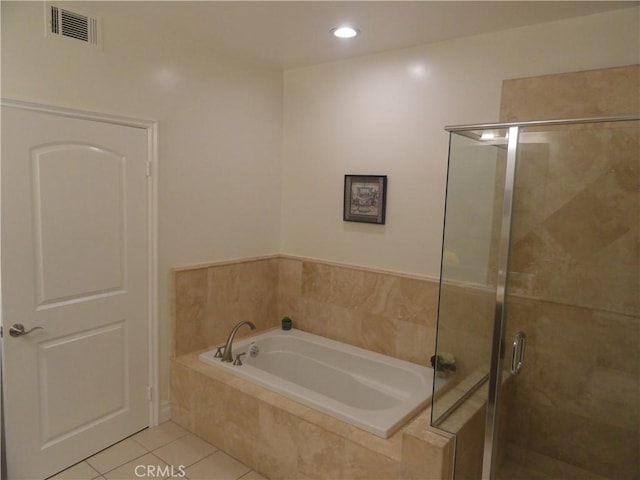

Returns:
38,321,127,446
2,105,150,479
33,144,125,305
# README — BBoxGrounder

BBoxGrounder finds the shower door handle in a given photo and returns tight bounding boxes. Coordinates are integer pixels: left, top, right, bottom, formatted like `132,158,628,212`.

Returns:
510,331,526,375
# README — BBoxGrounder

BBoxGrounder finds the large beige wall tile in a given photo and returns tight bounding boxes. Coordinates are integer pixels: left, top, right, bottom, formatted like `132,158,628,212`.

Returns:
590,366,640,430
594,311,639,375
504,445,610,480
174,268,208,356
173,258,280,356
402,428,453,480
522,399,639,479
382,276,439,325
326,264,387,312
174,256,439,363
436,283,494,379
509,124,639,316
278,257,303,323
500,65,640,121
169,361,196,432
191,372,260,468
343,441,400,480
170,361,195,413
296,259,439,363
297,421,346,479
278,257,303,294
204,261,269,343
255,403,300,479
301,299,363,345
301,261,332,302
452,405,486,480
394,318,434,366
507,304,639,474
301,261,438,323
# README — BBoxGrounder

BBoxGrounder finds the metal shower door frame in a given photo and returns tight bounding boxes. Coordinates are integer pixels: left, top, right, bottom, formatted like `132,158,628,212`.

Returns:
443,114,639,480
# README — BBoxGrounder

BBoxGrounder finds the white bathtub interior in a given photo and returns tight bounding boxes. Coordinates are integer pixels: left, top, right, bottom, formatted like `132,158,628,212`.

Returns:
199,328,444,438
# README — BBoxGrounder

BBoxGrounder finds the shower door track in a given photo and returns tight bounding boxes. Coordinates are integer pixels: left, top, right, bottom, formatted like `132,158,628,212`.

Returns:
444,113,639,132
431,373,489,429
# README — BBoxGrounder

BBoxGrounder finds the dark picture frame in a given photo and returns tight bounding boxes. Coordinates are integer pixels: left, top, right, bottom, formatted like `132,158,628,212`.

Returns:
343,175,387,224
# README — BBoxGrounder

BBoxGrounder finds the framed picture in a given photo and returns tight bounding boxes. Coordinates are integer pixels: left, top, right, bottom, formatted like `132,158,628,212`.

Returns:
343,175,387,224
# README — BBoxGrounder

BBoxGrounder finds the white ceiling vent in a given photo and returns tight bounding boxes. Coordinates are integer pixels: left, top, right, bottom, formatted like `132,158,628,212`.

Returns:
46,3,101,47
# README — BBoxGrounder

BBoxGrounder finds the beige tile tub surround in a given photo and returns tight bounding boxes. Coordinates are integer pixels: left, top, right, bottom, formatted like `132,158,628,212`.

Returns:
171,353,454,480
173,257,281,357
497,65,640,479
171,257,449,478
278,257,439,366
172,255,439,365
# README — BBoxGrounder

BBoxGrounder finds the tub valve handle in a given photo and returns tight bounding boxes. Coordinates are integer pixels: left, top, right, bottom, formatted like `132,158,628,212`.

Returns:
233,353,246,366
214,346,225,358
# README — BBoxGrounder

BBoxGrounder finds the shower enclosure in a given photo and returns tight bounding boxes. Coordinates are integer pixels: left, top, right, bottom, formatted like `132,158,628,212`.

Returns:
431,116,639,479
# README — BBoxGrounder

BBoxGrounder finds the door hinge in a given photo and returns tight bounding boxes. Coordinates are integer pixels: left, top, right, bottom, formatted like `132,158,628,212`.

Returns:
146,161,152,177
147,386,152,401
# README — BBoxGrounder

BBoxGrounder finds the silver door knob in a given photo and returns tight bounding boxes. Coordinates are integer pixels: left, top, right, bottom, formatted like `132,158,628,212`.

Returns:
9,323,44,337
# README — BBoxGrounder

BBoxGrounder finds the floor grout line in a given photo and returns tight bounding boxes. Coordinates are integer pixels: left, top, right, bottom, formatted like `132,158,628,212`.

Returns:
99,450,151,477
49,421,264,480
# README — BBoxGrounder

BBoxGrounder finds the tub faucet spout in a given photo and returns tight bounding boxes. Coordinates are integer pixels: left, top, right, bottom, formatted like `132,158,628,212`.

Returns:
221,320,256,363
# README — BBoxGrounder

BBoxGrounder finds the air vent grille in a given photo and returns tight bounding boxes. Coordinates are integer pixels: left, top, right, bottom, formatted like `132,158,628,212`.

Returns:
47,4,100,46
51,6,59,34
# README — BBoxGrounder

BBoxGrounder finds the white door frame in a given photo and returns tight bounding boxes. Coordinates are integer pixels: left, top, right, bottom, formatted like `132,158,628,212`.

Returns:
0,98,160,431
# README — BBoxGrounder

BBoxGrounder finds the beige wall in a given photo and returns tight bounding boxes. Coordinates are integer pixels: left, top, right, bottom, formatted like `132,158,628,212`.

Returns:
1,2,283,410
3,1,638,415
281,7,639,278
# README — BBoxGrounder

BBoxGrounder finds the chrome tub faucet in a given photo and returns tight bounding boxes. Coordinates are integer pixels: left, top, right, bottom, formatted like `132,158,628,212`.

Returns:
220,320,256,363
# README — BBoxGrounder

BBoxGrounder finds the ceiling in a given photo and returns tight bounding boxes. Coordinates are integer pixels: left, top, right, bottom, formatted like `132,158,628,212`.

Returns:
96,1,638,69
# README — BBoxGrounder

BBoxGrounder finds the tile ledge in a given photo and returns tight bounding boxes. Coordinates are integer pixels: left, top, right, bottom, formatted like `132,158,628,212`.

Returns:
172,254,280,272
171,253,439,282
281,253,439,282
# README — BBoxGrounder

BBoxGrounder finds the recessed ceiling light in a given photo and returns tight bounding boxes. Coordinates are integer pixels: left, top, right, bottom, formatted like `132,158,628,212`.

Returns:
331,26,359,39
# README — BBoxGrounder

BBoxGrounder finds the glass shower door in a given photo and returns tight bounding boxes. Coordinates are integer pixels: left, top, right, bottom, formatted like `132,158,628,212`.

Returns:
496,120,640,480
434,116,639,480
432,127,511,478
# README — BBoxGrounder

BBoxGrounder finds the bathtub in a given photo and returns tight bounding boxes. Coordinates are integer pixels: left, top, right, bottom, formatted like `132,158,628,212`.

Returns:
198,328,433,438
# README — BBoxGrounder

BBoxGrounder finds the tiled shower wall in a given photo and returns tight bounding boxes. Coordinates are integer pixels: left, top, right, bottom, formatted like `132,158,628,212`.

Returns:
500,64,640,479
172,256,439,366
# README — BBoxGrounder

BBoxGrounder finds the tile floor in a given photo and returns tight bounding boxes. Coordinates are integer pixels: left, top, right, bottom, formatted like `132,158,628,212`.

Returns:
47,421,266,480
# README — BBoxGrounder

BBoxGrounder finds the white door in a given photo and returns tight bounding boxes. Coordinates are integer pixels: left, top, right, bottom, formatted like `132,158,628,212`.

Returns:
2,104,151,479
